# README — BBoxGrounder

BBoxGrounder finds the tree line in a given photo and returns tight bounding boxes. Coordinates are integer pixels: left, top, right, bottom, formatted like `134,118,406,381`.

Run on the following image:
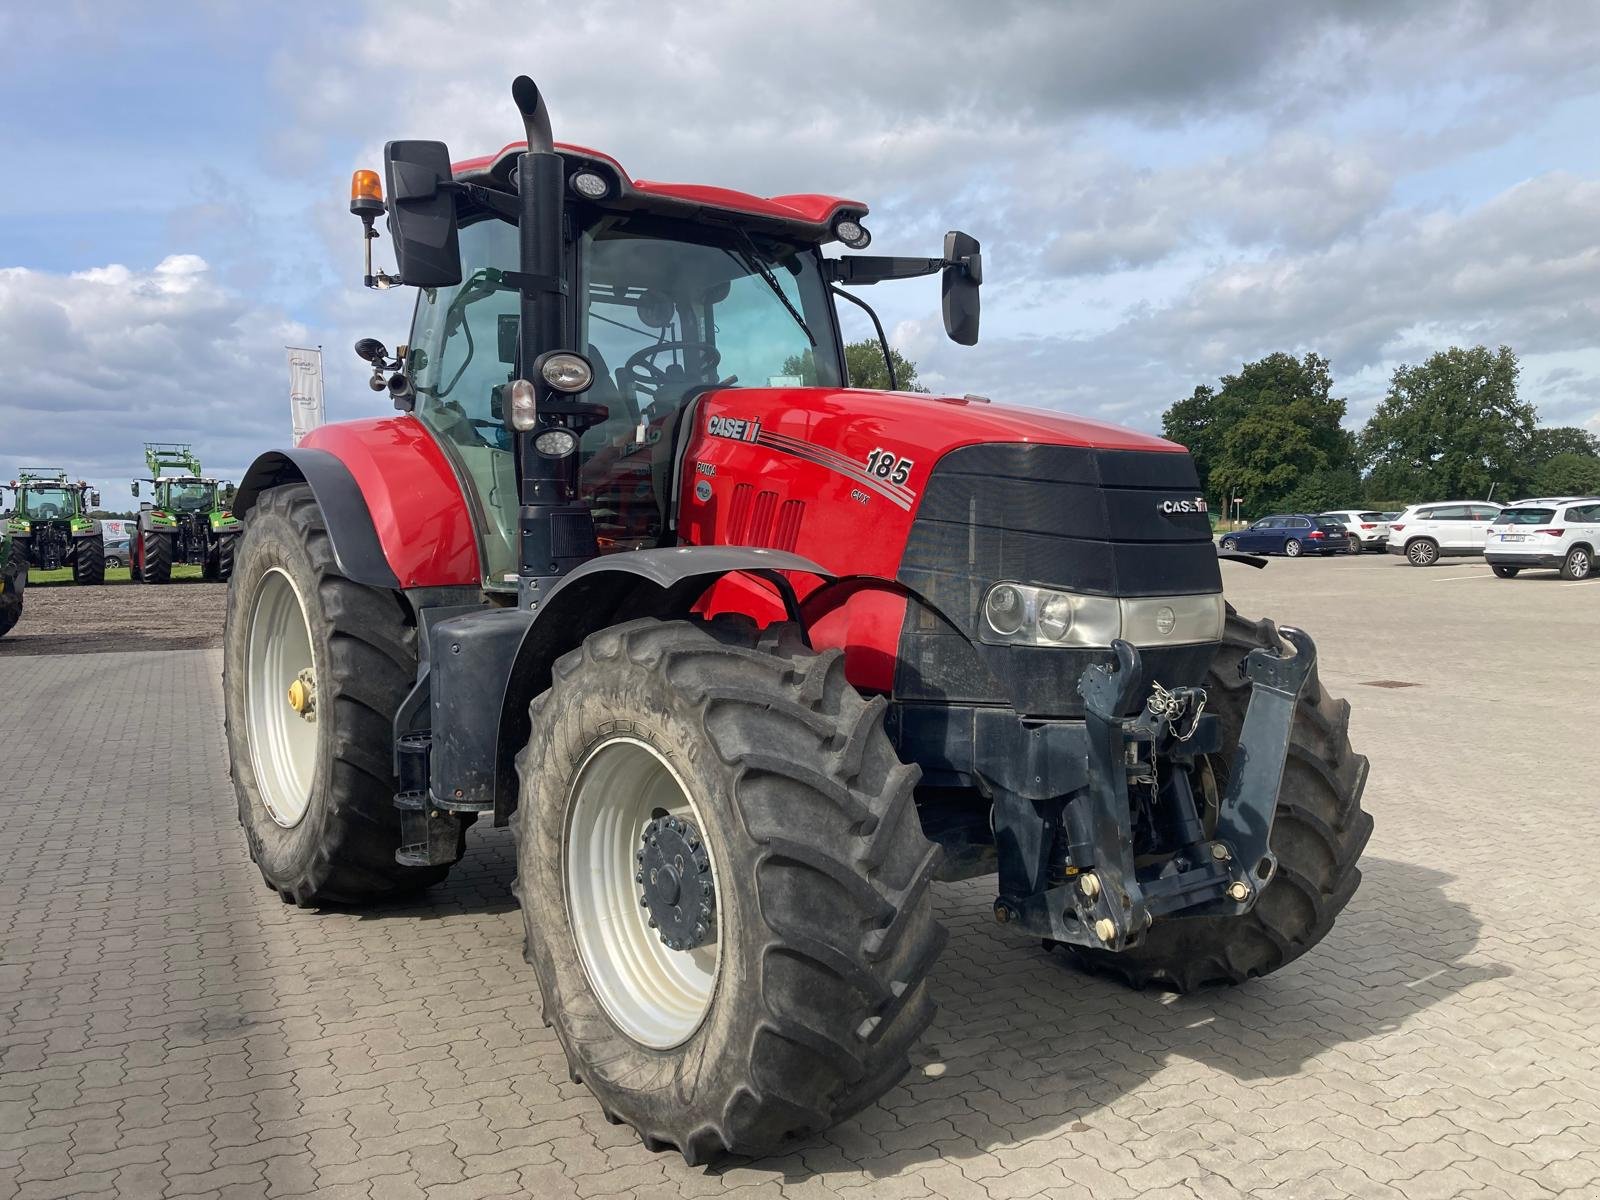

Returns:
1162,345,1600,515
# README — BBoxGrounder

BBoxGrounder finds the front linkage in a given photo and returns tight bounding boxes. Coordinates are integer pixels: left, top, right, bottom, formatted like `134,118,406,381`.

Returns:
1002,626,1315,949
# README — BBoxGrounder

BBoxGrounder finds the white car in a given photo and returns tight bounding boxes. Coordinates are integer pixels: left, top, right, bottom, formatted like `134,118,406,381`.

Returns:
1319,509,1391,553
1385,501,1501,566
1484,498,1600,579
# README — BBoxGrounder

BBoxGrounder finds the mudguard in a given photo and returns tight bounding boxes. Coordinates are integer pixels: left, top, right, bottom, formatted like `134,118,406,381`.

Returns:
234,448,402,589
426,546,835,820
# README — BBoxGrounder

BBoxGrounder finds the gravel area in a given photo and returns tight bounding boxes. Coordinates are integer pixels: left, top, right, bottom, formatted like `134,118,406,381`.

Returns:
0,577,226,656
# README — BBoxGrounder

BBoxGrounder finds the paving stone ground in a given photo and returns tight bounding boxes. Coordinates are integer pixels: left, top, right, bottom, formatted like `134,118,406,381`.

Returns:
3,555,1598,1198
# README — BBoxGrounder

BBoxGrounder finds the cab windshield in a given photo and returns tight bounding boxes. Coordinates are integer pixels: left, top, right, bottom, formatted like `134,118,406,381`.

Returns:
574,215,843,550
20,487,73,517
163,482,214,512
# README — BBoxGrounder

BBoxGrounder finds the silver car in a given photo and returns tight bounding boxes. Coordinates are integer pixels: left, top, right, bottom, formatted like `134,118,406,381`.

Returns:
1319,509,1391,553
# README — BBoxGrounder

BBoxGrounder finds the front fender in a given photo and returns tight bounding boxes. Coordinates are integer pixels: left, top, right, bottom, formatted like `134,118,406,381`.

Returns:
463,546,835,821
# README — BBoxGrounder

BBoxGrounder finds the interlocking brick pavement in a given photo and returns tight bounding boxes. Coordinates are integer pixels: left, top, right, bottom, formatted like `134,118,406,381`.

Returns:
3,559,1598,1198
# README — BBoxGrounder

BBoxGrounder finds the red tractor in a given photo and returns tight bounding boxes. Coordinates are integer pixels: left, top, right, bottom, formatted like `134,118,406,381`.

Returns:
225,77,1371,1162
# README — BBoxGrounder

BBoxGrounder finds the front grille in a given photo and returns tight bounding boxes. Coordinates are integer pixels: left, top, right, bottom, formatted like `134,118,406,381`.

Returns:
895,443,1221,717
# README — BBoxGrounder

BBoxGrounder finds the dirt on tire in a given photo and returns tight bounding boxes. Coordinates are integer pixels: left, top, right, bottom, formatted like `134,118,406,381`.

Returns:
0,577,224,656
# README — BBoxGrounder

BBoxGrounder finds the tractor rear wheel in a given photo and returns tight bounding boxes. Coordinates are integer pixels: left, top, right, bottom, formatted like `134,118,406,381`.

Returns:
512,617,945,1162
224,483,452,905
142,531,172,583
1064,605,1372,991
215,536,236,581
73,536,105,585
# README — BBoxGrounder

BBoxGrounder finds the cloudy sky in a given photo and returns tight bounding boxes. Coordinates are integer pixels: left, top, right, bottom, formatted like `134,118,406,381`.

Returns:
3,0,1598,501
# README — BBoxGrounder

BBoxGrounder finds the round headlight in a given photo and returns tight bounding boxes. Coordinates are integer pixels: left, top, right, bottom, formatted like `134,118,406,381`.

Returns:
570,171,609,200
834,217,871,249
984,584,1025,636
1036,595,1074,642
538,352,593,393
533,429,579,458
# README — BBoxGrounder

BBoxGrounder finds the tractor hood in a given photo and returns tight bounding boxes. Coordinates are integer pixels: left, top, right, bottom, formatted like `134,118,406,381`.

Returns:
693,386,1185,459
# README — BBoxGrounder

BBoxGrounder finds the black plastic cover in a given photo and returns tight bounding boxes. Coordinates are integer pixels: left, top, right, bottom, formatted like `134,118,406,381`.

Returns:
895,443,1222,717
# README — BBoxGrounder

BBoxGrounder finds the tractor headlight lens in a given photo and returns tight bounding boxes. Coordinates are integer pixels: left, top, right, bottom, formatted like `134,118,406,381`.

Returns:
834,217,871,249
537,352,593,393
979,584,1224,648
508,379,539,431
570,170,610,199
533,429,579,458
983,584,1025,635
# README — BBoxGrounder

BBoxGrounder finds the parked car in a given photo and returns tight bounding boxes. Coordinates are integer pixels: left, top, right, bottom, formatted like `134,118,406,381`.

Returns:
1484,498,1600,579
104,537,130,569
1385,501,1501,565
1319,509,1391,553
1219,514,1350,557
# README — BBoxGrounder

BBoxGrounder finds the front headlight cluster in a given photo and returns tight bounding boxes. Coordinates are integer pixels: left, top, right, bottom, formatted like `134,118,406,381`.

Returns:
980,583,1225,648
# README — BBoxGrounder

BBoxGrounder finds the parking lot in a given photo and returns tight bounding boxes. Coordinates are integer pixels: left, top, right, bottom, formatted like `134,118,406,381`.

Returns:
2,554,1597,1200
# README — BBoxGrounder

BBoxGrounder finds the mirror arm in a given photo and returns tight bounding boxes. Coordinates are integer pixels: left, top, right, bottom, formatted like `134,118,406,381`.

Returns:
828,285,897,391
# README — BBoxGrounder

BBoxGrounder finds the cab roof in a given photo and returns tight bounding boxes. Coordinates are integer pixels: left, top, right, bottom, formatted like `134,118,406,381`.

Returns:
451,142,867,243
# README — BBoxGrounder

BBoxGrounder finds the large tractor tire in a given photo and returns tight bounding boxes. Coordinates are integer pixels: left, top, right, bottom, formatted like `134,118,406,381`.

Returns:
214,535,236,582
73,535,105,585
224,484,452,905
513,617,945,1163
141,531,172,583
0,571,21,639
1065,605,1372,991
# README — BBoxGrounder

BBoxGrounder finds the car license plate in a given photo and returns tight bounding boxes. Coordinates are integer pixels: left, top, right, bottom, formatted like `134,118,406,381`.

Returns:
1501,533,1527,542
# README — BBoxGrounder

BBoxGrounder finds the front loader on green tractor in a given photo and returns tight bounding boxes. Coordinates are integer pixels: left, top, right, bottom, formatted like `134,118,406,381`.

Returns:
2,468,104,584
131,443,241,583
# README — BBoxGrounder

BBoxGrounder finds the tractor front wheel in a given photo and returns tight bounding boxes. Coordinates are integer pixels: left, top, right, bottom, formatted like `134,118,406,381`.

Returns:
141,531,172,583
73,536,105,585
513,617,945,1162
1064,605,1372,991
0,568,21,639
224,483,453,905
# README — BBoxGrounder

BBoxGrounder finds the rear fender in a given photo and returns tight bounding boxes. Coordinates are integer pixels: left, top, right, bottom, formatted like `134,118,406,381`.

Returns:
234,417,480,590
234,448,402,589
450,547,836,822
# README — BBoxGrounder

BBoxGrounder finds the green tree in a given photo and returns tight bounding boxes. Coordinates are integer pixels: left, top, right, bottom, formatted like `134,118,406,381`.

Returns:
1164,352,1356,514
1532,453,1600,497
782,340,928,392
1360,345,1534,500
1530,426,1600,463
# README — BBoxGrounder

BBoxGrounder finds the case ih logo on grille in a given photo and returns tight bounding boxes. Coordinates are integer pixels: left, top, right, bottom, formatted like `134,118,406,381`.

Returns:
1159,497,1209,515
707,415,761,442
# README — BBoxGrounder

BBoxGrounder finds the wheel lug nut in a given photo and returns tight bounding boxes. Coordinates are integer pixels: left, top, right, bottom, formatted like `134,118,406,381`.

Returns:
647,917,657,928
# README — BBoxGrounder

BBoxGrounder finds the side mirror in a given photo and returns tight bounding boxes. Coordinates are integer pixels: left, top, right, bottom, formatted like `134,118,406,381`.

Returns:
223,484,236,505
383,140,462,288
131,482,140,498
90,491,101,509
498,313,520,366
941,231,981,346
355,338,389,364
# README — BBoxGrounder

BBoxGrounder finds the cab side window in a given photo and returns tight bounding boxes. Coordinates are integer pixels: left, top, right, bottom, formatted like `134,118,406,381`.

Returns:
408,217,522,586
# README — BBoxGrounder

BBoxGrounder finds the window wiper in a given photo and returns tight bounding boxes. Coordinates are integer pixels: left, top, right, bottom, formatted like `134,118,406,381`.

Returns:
728,231,815,347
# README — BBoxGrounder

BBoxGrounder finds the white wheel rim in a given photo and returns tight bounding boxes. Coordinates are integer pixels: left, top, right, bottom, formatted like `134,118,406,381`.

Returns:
245,567,319,828
564,736,721,1049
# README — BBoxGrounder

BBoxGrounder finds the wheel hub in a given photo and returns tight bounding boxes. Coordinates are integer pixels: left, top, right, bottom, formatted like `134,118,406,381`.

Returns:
286,667,317,721
636,815,715,952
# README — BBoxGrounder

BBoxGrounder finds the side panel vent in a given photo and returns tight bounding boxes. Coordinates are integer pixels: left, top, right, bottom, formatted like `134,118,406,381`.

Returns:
748,490,778,546
727,483,754,543
772,499,805,551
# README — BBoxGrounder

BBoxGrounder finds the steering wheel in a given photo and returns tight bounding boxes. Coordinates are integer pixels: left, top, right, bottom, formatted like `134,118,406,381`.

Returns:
622,341,722,398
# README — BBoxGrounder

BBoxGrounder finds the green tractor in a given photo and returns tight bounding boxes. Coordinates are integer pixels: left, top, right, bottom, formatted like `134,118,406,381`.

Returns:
2,468,104,584
0,525,23,638
131,443,241,583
